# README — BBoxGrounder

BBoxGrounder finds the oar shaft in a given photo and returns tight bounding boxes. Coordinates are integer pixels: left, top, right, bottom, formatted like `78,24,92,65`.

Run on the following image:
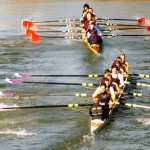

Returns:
40,35,82,39
23,81,98,87
14,73,103,78
102,34,150,37
97,18,138,21
1,103,93,110
31,74,103,77
37,24,79,27
18,93,89,97
32,19,79,23
129,73,150,78
99,23,142,27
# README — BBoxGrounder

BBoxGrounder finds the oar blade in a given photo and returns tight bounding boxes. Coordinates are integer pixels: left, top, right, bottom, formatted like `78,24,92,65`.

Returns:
22,20,30,28
25,29,35,37
31,33,40,42
138,17,146,25
147,26,150,31
14,73,32,78
0,91,15,97
5,78,23,85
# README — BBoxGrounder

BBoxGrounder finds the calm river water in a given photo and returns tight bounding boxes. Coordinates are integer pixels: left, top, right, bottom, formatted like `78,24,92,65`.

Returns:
0,0,150,150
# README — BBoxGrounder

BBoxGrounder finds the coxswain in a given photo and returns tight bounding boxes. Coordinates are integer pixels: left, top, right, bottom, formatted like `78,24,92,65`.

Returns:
88,28,102,45
111,65,124,88
89,97,104,133
89,97,103,121
92,83,112,119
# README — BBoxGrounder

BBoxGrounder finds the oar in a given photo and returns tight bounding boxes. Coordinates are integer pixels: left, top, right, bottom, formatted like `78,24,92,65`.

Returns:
97,17,146,24
0,103,93,110
22,17,145,24
28,26,150,35
36,24,77,27
105,26,150,32
118,102,150,109
23,20,147,29
125,81,150,87
22,19,79,24
98,22,147,27
0,91,89,97
129,73,150,78
31,19,78,23
1,102,150,110
25,29,74,38
102,34,150,38
0,91,15,97
30,33,150,42
30,32,83,42
14,73,150,79
34,29,79,33
122,92,150,97
5,78,97,87
5,78,150,87
14,73,103,78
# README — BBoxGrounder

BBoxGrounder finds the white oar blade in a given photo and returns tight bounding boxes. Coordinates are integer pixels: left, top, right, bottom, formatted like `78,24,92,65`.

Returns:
14,73,31,78
5,78,23,85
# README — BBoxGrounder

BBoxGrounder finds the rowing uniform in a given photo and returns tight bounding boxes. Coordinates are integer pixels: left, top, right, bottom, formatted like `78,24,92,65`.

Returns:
83,20,90,31
111,72,124,87
89,104,103,120
89,103,104,134
86,25,101,35
110,82,120,95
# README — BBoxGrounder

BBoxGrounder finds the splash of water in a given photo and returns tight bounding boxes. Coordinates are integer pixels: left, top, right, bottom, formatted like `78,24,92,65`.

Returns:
0,128,36,136
137,118,150,126
0,103,19,111
83,134,95,145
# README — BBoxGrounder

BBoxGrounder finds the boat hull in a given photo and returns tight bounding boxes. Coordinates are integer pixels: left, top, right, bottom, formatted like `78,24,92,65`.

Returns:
87,42,102,54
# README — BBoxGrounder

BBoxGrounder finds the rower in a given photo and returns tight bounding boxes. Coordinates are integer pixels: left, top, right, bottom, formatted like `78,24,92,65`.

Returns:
112,60,125,77
82,4,89,15
115,58,128,78
111,64,124,88
120,54,129,73
92,83,112,119
106,74,120,98
86,21,101,38
101,77,116,103
80,4,90,25
87,28,102,45
104,69,111,77
83,12,92,31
